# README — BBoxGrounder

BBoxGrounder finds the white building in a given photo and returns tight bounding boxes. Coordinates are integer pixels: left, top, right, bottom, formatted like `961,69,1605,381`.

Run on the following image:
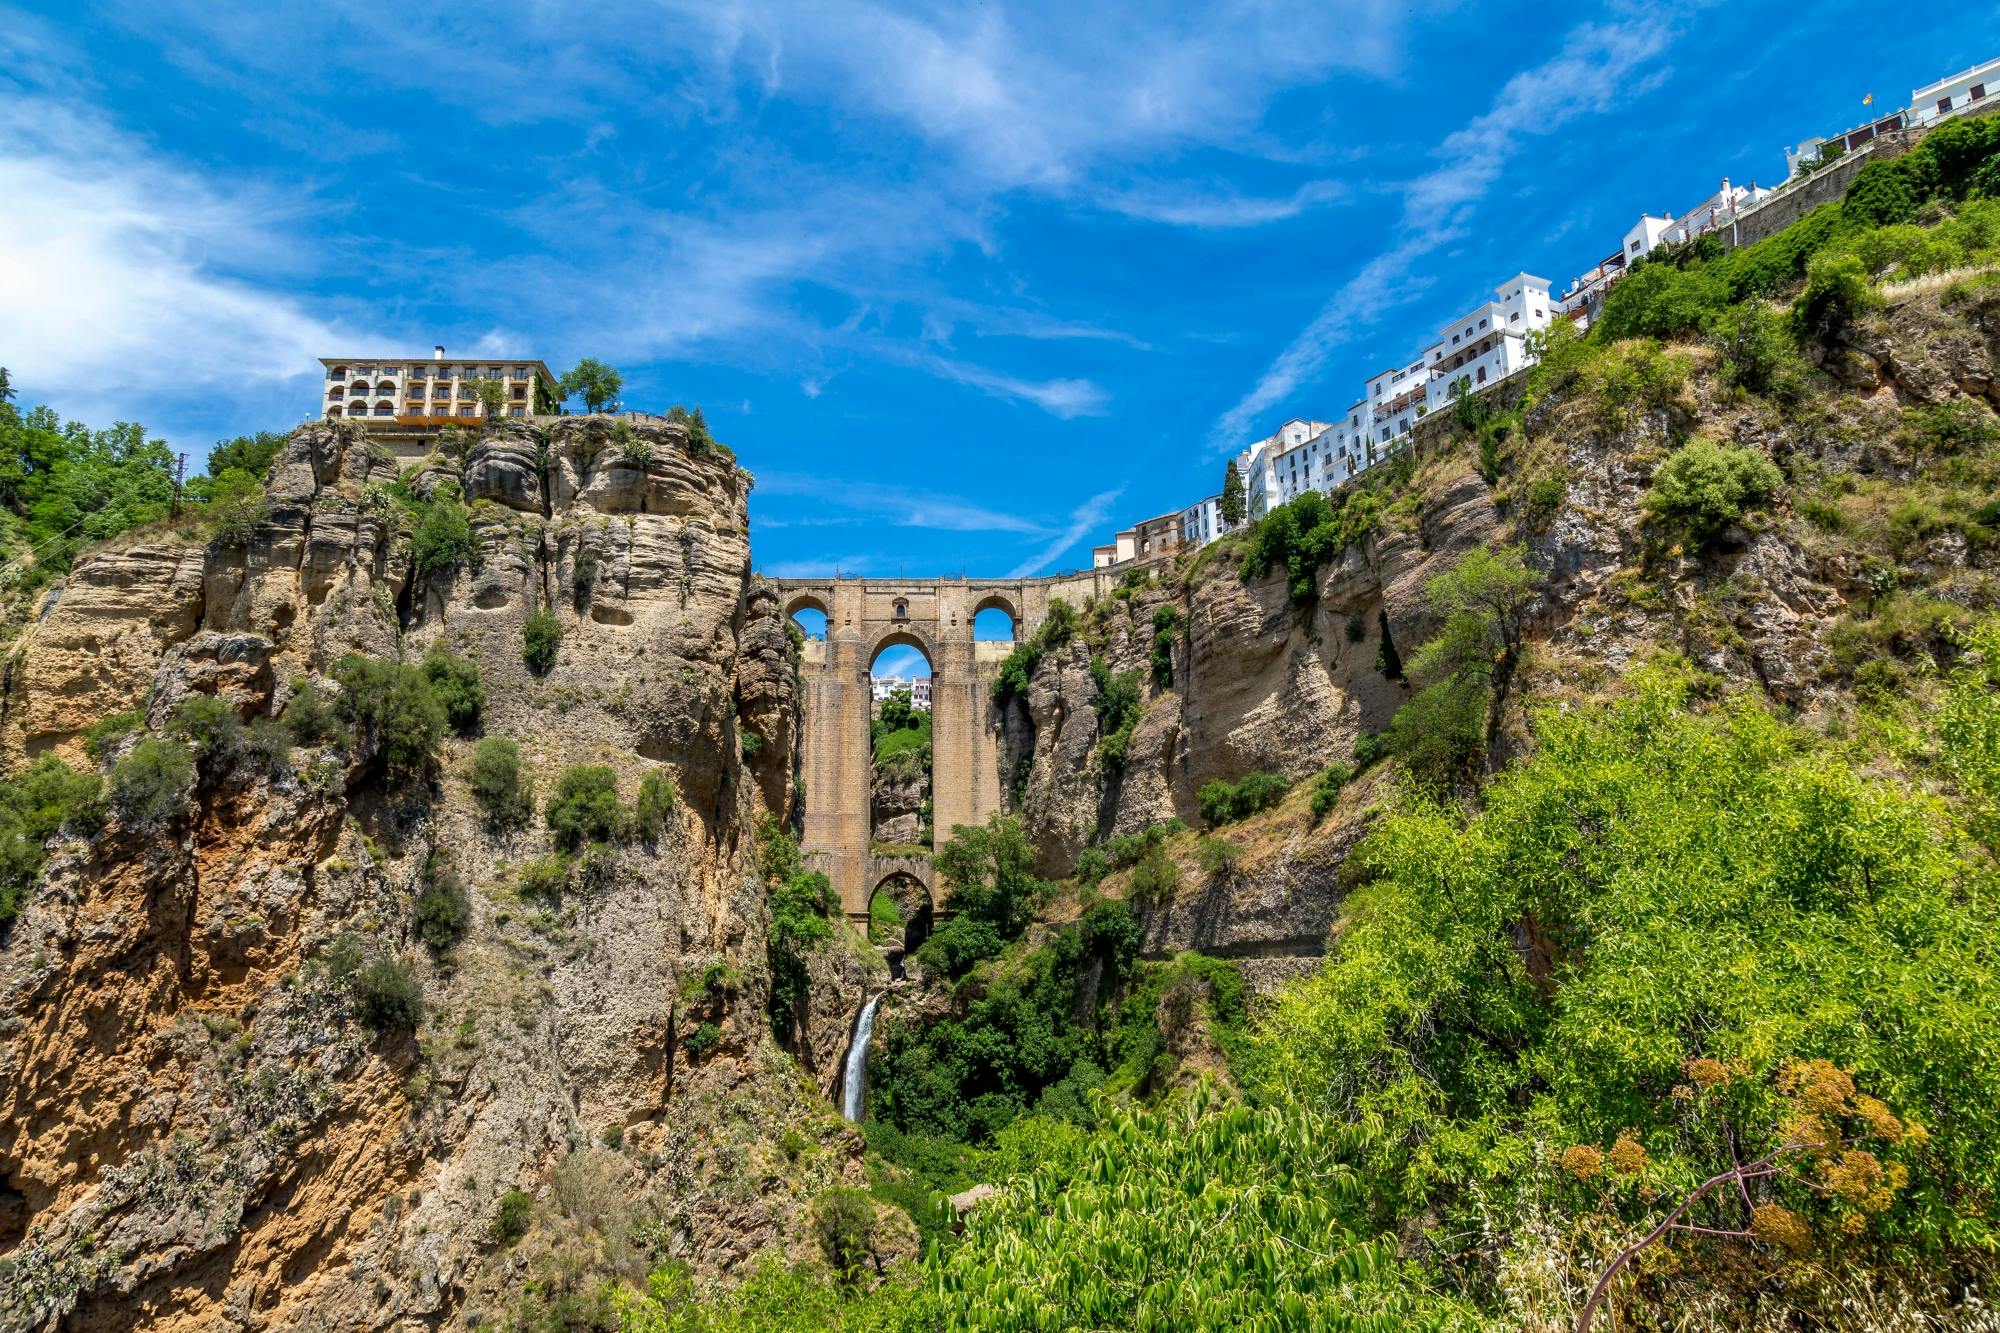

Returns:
1787,57,1999,176
1180,493,1225,547
872,675,931,710
321,347,559,427
1909,58,1998,126
1421,273,1555,413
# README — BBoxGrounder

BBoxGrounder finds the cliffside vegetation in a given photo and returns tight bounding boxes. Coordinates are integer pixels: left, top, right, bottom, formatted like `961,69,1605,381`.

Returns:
644,119,2000,1331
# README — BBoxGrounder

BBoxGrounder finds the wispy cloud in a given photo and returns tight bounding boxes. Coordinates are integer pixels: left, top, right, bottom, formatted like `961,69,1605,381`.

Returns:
1009,487,1123,577
755,477,1050,534
0,96,357,403
1212,13,1682,445
1101,178,1348,228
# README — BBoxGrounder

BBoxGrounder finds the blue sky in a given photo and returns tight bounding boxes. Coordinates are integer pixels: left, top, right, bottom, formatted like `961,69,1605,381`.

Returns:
3,3,1996,602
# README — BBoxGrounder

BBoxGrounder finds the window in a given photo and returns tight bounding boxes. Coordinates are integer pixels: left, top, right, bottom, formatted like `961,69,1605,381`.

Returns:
1939,97,1954,114
1452,334,1460,345
1511,312,1521,322
329,366,347,380
1478,318,1487,329
510,407,526,418
1974,84,1987,101
1629,240,1640,253
326,405,343,417
1476,367,1487,384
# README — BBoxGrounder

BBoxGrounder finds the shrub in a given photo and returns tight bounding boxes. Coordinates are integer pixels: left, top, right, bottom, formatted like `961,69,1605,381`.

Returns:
992,599,1078,704
1386,679,1486,786
351,954,422,1032
414,866,472,954
1127,845,1181,905
1593,260,1730,341
239,717,293,779
1091,657,1144,775
420,648,483,734
109,738,194,831
282,680,344,747
1309,762,1353,821
633,770,676,840
410,487,474,578
1150,605,1183,687
684,1021,721,1058
1238,488,1383,604
1707,304,1811,405
1904,399,2000,455
331,655,445,773
1352,731,1391,769
545,765,627,849
1074,846,1111,886
469,737,534,829
767,862,836,1039
811,1188,877,1284
1196,835,1240,876
492,1189,533,1245
1197,771,1288,825
517,853,570,904
0,756,102,929
83,710,146,763
1793,250,1881,346
522,608,563,676
1642,440,1784,547
171,695,243,768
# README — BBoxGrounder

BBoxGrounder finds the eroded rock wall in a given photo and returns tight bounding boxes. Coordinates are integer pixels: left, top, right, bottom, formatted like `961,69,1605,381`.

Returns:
0,418,862,1333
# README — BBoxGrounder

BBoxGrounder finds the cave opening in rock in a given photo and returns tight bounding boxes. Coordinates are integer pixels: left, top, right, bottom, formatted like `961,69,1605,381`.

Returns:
869,638,932,851
868,872,934,966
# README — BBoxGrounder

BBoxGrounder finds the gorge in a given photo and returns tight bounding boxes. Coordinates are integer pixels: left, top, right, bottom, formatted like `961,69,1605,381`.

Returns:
7,149,2000,1331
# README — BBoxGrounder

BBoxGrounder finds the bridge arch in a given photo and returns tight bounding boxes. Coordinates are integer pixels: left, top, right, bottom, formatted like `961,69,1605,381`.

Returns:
971,592,1021,640
783,589,831,620
869,625,936,665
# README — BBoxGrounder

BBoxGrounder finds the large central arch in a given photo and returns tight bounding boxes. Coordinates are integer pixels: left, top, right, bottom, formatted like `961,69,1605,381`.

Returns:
772,574,1118,921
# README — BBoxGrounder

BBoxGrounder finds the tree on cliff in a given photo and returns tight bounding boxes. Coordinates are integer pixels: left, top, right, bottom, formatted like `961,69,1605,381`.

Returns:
1220,458,1245,528
559,359,624,414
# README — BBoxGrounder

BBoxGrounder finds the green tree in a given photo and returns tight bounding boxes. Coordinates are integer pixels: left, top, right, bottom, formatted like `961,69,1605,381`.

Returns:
419,647,484,733
914,815,1046,978
522,608,563,675
0,756,101,929
464,377,507,423
204,431,286,481
1219,458,1246,528
558,359,624,414
1399,543,1543,768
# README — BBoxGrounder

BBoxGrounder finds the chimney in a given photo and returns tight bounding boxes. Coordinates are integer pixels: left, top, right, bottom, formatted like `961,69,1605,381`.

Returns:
434,345,445,361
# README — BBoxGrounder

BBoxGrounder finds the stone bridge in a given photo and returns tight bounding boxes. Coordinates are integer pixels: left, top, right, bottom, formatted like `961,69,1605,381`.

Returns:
773,574,1120,923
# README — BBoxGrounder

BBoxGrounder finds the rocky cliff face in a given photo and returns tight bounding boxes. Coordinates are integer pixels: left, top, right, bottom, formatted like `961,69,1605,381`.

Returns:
0,418,876,1331
1005,283,2000,973
870,762,928,845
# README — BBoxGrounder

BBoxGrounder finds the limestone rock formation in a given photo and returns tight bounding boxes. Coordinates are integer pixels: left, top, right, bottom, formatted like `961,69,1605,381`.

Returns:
0,417,865,1332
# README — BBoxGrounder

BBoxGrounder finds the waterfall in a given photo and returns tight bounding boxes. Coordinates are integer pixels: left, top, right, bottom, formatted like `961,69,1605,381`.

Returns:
840,993,884,1122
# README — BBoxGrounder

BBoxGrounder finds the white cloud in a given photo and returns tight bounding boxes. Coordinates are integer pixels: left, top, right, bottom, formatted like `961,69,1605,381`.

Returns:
754,476,1051,534
1212,13,1681,445
0,95,361,419
1009,487,1122,578
1100,179,1348,228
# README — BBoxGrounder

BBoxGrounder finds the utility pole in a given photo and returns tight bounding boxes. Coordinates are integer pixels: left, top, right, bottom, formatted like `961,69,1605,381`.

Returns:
170,453,186,520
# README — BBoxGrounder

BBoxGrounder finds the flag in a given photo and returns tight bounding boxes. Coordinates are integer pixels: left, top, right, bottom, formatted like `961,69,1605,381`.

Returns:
1863,92,1874,106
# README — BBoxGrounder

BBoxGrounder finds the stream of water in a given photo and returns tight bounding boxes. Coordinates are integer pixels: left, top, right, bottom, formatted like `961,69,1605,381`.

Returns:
840,993,884,1122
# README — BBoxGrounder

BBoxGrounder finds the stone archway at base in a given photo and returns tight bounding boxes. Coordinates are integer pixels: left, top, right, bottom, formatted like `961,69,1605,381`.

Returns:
775,573,1126,921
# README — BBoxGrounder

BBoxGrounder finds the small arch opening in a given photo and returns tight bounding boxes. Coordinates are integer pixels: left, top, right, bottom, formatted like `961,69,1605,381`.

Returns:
973,606,1017,642
870,638,933,850
869,873,934,966
790,606,827,639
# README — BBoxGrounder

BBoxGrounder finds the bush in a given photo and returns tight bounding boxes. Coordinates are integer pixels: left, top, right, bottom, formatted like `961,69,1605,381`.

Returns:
767,860,836,1040
83,711,146,764
1793,250,1881,346
1196,835,1240,876
351,954,422,1032
469,737,533,829
1127,845,1181,904
1150,605,1183,687
331,655,445,773
993,599,1078,704
634,770,677,840
522,608,563,676
517,853,569,904
684,1021,721,1058
1642,440,1784,547
1353,730,1391,768
1197,771,1288,825
492,1189,533,1245
109,738,194,831
1309,762,1353,821
410,487,474,578
811,1188,877,1285
282,681,344,747
1593,260,1730,341
1707,304,1811,405
1091,657,1144,774
1239,488,1383,603
414,866,472,954
545,765,627,850
0,756,102,929
1386,679,1486,786
171,695,243,768
420,648,483,734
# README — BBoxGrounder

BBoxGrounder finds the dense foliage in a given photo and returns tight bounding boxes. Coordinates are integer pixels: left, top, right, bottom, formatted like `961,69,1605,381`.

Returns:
871,687,931,779
1236,487,1383,603
470,737,535,828
332,654,447,774
908,816,1043,979
1195,770,1288,824
991,599,1077,704
759,820,837,1043
0,757,100,930
523,607,564,675
545,765,630,850
1641,439,1785,547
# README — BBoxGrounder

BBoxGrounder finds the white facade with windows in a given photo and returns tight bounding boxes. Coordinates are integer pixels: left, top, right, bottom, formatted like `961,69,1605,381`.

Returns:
871,675,932,710
1422,274,1554,413
1909,58,1999,127
320,346,558,427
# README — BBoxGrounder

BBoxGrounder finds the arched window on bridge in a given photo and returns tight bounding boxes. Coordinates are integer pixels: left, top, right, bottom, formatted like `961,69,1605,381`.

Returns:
973,605,1017,642
870,638,933,850
789,605,827,640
